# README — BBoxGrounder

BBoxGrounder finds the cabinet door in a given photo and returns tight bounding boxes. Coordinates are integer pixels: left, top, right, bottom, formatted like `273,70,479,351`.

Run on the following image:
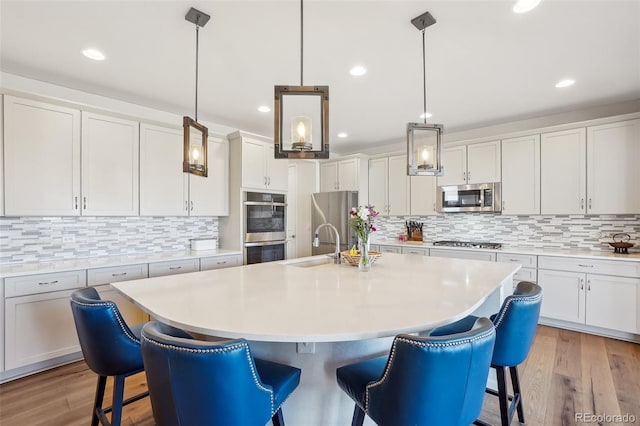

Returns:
191,135,229,216
266,144,289,191
200,255,242,270
368,158,388,214
320,162,338,192
501,135,540,215
148,259,200,278
541,128,586,214
537,269,585,323
139,124,189,216
437,146,467,186
241,138,267,190
5,289,81,370
387,155,410,216
586,275,638,333
410,175,437,216
4,96,81,216
429,249,496,261
338,159,360,191
587,120,640,214
95,285,145,327
81,112,139,216
467,140,501,184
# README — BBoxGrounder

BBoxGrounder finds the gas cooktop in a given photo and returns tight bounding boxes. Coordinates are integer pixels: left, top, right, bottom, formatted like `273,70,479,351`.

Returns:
433,240,503,250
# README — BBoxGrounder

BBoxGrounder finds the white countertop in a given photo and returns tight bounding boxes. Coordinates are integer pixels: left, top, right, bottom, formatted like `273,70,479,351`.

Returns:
112,253,519,343
370,239,640,262
0,249,242,278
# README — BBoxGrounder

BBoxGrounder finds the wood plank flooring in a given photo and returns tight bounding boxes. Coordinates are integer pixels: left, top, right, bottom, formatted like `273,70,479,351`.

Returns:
1,325,639,426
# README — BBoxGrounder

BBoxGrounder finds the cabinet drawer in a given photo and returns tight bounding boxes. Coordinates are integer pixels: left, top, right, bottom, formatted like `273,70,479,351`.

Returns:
148,259,199,278
5,271,86,298
513,267,537,284
539,256,640,278
200,255,241,271
430,249,496,262
401,247,429,256
87,264,148,286
378,245,402,254
497,253,537,268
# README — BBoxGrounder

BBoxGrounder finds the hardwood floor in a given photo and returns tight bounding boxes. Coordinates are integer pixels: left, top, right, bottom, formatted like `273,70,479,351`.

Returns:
1,325,639,426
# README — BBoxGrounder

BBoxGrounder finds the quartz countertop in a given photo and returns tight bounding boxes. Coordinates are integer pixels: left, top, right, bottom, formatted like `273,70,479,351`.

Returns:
0,249,242,278
112,253,519,342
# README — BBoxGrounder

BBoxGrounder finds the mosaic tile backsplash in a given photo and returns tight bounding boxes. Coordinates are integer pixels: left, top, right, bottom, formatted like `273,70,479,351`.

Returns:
372,214,640,252
0,216,218,264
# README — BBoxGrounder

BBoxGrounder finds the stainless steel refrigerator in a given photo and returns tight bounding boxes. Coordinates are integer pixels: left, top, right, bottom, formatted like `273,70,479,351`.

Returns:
311,191,359,255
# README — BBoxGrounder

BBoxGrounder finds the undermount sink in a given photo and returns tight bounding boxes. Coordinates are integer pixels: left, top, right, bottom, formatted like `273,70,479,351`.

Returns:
285,256,339,268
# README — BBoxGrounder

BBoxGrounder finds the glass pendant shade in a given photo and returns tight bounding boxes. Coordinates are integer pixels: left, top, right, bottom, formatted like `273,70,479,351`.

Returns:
183,116,208,177
407,123,443,176
274,85,329,159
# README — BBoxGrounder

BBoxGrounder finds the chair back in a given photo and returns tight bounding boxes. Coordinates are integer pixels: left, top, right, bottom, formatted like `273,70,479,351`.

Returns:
70,287,143,376
491,281,542,367
140,321,275,426
366,317,496,426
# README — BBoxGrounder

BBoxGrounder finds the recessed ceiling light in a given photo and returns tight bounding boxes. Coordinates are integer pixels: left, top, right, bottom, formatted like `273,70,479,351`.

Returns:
258,105,271,113
420,112,433,119
337,132,348,138
349,66,367,77
513,0,542,14
555,79,575,88
82,48,105,61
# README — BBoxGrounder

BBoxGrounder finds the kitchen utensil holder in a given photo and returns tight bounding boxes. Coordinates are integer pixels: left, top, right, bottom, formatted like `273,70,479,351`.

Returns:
409,230,423,242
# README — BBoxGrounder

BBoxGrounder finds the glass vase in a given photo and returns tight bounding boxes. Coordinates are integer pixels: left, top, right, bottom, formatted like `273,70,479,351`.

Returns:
358,235,371,272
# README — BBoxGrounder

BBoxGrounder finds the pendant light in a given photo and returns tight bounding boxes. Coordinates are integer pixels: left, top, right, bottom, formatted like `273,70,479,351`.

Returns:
274,0,329,159
407,11,443,176
183,7,210,177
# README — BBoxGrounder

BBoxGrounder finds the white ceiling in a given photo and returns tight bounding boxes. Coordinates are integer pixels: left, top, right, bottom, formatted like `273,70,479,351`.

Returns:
1,0,639,153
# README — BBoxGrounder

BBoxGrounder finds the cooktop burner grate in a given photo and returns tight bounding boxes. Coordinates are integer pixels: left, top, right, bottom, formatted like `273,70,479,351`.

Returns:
433,240,502,249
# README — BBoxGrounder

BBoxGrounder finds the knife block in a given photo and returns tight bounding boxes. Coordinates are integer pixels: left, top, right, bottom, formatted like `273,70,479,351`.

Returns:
409,230,423,241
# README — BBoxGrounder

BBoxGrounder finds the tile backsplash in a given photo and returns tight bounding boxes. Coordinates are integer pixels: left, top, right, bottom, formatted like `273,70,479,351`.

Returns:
0,216,218,264
373,214,640,252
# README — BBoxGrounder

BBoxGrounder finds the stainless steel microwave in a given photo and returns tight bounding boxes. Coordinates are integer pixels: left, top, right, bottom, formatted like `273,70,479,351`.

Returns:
436,183,502,213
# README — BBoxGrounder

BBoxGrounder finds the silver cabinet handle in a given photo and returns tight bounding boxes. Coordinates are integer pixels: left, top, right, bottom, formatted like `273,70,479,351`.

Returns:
291,235,296,239
268,176,271,185
83,197,87,210
264,176,267,186
38,280,59,286
169,266,182,270
185,200,188,211
502,200,505,211
587,279,591,291
580,278,584,290
111,272,127,277
578,264,594,268
463,171,466,181
588,198,592,210
509,259,520,262
190,201,194,211
216,261,227,265
467,171,470,181
580,198,584,210
75,196,78,210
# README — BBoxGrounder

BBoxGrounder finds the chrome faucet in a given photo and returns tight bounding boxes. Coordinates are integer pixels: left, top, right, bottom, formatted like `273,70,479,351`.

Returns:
313,223,341,264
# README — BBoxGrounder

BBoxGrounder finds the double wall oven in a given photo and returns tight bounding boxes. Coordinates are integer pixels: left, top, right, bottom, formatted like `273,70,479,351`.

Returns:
244,192,286,264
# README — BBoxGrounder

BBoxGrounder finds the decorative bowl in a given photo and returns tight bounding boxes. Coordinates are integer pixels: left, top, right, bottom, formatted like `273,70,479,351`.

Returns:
341,251,382,266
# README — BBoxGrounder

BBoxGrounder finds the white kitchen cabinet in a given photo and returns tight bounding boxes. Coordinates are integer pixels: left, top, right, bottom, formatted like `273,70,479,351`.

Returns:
3,95,81,216
140,125,229,216
437,141,501,186
233,133,287,192
81,112,139,216
95,284,145,326
501,134,540,215
586,120,640,214
429,248,497,262
376,245,402,254
401,246,429,256
541,128,586,214
368,155,409,216
538,256,639,334
148,259,200,278
410,175,437,216
497,253,537,294
199,254,242,271
319,156,369,203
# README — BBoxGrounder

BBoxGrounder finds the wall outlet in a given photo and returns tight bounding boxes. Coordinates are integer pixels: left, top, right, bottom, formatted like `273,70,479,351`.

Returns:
62,234,76,243
296,342,315,354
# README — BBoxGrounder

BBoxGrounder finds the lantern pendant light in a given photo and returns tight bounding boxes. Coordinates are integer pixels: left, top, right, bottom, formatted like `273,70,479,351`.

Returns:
183,7,210,177
407,11,443,176
274,0,330,159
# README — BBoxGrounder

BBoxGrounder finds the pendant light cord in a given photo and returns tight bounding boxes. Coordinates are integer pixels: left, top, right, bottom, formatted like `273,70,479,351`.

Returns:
300,0,304,86
422,29,427,124
195,24,200,121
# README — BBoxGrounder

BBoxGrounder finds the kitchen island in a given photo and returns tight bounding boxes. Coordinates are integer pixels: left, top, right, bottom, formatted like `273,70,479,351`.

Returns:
113,253,520,425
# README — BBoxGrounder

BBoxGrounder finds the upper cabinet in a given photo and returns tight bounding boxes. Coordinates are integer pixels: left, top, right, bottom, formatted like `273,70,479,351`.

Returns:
139,124,229,216
4,96,82,216
231,133,287,192
410,175,437,216
368,155,409,216
437,140,501,186
319,156,369,205
586,120,640,214
81,112,139,216
501,134,540,215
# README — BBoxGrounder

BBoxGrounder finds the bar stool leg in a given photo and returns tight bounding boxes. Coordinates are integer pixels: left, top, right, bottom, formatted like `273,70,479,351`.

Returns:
271,408,285,426
510,366,525,424
92,376,107,426
496,366,510,426
110,375,126,426
351,405,365,426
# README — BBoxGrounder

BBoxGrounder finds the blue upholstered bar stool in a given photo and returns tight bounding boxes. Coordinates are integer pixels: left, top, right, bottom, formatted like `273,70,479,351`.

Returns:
140,321,302,426
70,287,149,426
431,281,542,426
336,317,496,426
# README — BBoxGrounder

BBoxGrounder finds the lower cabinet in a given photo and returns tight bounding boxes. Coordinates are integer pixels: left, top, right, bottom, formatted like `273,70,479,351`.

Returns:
401,246,429,256
429,248,497,262
374,245,402,254
538,256,639,334
200,254,242,271
148,259,199,278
